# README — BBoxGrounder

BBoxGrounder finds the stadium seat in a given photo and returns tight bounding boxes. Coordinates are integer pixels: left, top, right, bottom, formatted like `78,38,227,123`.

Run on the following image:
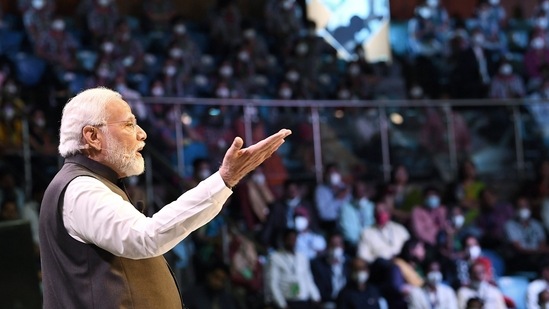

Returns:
498,276,529,309
12,53,46,86
389,21,409,56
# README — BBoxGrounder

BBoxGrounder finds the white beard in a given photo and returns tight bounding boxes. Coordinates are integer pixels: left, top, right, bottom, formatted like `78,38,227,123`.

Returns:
103,132,145,176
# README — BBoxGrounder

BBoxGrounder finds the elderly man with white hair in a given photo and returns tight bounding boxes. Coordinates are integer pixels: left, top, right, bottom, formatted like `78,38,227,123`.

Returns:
38,87,291,309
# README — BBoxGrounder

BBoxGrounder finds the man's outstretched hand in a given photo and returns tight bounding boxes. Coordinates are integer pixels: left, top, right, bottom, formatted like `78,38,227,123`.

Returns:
219,129,292,188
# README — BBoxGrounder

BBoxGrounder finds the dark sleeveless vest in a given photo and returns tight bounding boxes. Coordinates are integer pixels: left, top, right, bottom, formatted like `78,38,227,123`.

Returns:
39,155,183,309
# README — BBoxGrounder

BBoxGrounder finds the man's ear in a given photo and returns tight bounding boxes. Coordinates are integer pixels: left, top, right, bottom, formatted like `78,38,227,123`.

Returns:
82,125,102,151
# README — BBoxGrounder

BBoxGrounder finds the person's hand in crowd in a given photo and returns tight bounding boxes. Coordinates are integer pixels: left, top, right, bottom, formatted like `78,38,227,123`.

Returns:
219,129,291,188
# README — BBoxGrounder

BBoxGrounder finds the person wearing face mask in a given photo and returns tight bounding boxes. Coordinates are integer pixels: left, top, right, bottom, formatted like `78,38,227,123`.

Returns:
457,262,506,309
526,259,549,309
474,187,514,249
315,163,351,233
489,60,526,99
35,16,79,78
261,180,318,250
408,260,458,309
294,207,327,260
310,233,351,308
235,166,275,231
336,257,386,309
450,28,495,99
525,35,549,84
267,228,322,309
504,195,549,273
85,0,119,47
338,180,376,255
357,196,411,264
22,0,55,44
411,186,449,248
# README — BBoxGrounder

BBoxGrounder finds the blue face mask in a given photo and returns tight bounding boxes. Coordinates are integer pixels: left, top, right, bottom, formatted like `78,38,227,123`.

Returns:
425,195,440,208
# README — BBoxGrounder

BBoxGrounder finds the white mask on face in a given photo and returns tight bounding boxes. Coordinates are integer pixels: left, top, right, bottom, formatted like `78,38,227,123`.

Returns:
294,216,309,231
489,0,499,4
532,37,545,49
286,71,300,83
32,0,45,9
468,245,482,260
174,24,186,35
238,50,250,62
164,66,177,76
102,42,114,53
427,271,443,284
427,0,439,7
330,247,344,260
354,271,369,284
219,66,233,78
170,48,184,59
98,0,110,6
216,87,230,98
518,208,531,220
425,195,440,208
151,86,165,97
473,34,485,46
500,64,512,75
329,173,342,186
452,215,465,228
52,19,65,31
279,87,292,99
4,105,15,120
418,7,432,19
252,172,266,185
198,169,211,180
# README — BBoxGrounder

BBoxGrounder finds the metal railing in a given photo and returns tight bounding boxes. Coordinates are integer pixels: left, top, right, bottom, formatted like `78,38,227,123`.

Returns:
2,97,548,201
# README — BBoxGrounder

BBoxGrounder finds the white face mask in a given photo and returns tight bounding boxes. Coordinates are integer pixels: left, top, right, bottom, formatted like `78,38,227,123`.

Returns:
216,87,230,98
330,247,344,260
294,216,309,231
468,245,482,260
518,208,531,220
252,172,266,185
198,169,211,180
329,173,342,186
51,20,65,31
98,0,110,6
489,0,499,4
219,66,233,78
4,105,15,120
170,48,183,59
354,271,369,284
427,271,443,284
473,34,485,46
286,71,300,83
427,0,438,7
452,215,465,228
279,87,292,99
151,86,164,97
418,7,432,19
532,37,545,49
164,66,177,76
500,64,512,75
102,42,114,53
32,0,45,9
425,195,440,208
174,24,186,35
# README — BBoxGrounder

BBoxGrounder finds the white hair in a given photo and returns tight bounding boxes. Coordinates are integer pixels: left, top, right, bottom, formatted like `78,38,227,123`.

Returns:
58,87,122,157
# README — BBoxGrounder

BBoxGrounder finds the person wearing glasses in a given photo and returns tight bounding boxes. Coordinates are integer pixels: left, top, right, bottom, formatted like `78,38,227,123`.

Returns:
38,87,291,309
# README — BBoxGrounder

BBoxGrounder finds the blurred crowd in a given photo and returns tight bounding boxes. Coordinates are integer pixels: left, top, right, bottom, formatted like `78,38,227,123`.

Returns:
3,0,549,308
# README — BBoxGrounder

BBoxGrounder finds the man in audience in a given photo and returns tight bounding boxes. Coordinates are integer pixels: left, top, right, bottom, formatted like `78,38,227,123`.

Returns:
310,232,349,308
456,261,506,309
336,257,387,309
357,196,410,264
527,258,549,309
504,194,549,272
267,228,321,309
